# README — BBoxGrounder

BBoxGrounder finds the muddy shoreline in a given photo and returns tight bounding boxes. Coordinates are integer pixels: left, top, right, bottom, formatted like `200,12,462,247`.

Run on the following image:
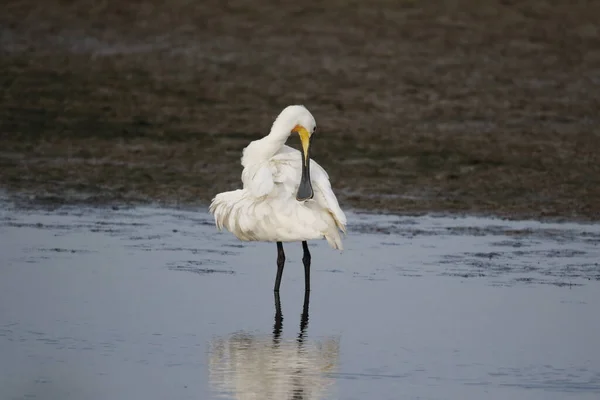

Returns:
2,0,599,221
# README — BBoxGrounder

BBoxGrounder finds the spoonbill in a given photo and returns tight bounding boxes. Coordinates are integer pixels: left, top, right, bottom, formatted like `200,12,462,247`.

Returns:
209,105,347,292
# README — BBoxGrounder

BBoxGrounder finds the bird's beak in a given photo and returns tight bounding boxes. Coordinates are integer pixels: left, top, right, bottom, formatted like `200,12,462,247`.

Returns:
296,126,313,201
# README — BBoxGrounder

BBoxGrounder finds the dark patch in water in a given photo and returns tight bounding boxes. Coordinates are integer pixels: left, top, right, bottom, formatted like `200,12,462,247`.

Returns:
469,252,503,259
6,222,73,230
161,247,238,256
92,221,148,227
167,260,234,275
38,248,93,254
490,240,530,248
128,234,164,241
442,272,487,278
513,278,584,287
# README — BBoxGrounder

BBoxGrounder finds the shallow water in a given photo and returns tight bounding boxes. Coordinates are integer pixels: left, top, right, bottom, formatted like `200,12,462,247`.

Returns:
1,204,599,400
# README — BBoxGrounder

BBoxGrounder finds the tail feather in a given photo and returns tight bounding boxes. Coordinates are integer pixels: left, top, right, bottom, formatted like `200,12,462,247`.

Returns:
325,230,343,251
209,190,246,232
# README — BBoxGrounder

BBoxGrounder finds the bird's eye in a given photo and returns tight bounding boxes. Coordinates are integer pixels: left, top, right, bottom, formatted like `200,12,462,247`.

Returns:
313,127,317,133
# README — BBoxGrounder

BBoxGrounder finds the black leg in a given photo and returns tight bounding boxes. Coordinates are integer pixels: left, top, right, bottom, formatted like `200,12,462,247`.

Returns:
297,289,310,344
302,241,311,292
273,292,283,344
274,241,285,292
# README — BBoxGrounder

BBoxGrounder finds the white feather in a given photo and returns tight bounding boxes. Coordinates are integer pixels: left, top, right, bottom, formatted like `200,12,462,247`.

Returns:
209,105,347,250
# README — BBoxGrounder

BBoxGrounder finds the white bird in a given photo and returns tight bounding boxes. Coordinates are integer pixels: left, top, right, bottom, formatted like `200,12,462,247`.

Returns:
209,105,347,291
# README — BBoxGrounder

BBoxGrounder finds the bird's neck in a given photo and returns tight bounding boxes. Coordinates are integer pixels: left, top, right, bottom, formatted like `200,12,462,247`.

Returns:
242,115,294,164
242,126,289,166
265,124,291,146
266,114,295,144
260,130,288,158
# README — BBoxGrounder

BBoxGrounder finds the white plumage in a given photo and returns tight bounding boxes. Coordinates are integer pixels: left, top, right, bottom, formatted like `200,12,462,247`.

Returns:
209,105,347,250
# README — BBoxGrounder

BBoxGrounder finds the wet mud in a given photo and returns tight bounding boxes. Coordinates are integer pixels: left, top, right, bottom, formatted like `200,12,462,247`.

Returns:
1,0,600,220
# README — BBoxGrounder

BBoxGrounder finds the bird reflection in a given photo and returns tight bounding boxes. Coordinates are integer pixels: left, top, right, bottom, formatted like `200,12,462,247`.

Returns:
209,291,340,400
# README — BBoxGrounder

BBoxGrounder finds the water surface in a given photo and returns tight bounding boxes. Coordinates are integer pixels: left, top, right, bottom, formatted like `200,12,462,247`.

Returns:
1,204,599,399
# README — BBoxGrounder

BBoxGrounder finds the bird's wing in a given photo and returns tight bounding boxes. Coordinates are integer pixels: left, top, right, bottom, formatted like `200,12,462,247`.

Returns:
271,146,347,233
241,162,274,198
240,138,282,198
311,161,347,233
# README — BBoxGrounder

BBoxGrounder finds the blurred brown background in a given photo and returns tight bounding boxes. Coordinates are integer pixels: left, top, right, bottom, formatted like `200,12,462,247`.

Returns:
1,0,599,219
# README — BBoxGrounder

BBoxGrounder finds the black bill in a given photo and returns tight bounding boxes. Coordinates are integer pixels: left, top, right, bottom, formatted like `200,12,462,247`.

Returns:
296,137,314,201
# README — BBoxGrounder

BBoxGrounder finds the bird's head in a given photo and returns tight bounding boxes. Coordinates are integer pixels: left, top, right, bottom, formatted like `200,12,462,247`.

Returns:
288,109,316,167
272,105,317,202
